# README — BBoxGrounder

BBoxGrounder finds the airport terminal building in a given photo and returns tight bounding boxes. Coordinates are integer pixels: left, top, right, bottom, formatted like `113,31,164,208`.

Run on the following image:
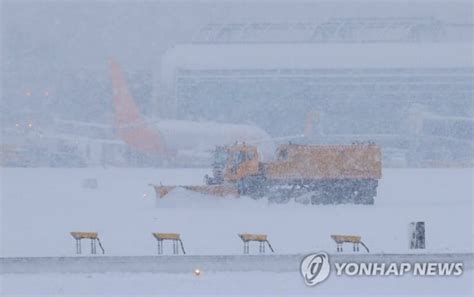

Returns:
159,18,473,166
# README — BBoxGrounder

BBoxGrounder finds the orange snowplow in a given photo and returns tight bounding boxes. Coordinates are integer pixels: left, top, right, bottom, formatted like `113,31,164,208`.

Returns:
152,142,382,204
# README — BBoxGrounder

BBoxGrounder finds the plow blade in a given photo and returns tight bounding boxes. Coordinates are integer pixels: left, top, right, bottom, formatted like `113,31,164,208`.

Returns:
151,184,239,198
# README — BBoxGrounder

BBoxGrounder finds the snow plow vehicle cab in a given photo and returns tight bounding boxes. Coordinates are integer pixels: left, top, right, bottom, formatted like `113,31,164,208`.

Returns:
205,143,260,183
153,142,382,205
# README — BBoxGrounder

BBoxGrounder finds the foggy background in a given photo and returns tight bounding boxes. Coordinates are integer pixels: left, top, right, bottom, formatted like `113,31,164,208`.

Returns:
1,0,473,167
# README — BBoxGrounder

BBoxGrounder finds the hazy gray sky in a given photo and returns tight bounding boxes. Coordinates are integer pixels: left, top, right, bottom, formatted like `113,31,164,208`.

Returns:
1,1,472,121
3,0,472,72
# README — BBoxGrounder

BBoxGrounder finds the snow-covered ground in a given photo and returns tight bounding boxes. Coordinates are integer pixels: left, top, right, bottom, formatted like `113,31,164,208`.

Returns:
2,270,473,296
0,167,473,295
1,168,472,256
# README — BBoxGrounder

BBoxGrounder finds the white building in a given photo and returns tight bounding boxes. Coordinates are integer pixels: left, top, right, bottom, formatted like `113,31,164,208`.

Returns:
158,18,474,166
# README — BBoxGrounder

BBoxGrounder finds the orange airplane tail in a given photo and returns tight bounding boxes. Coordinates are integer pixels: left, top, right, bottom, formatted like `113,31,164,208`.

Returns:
109,58,167,155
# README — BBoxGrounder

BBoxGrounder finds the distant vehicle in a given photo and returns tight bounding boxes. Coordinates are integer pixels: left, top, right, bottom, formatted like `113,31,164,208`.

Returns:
153,142,382,205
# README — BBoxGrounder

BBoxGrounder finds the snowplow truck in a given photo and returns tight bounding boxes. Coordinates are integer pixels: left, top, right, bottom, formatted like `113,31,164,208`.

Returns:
153,142,382,204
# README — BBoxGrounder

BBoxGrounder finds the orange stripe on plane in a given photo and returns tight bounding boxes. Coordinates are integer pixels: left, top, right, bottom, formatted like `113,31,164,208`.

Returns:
109,58,168,155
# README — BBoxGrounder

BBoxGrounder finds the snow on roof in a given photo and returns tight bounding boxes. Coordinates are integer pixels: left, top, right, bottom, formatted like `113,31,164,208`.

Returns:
161,42,473,83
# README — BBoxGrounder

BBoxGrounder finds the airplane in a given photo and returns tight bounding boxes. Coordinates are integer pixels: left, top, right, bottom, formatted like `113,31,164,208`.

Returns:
109,59,276,162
